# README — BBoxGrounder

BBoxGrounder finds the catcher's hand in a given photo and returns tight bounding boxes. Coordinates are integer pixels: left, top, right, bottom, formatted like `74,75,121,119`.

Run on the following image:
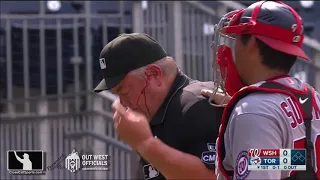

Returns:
201,89,231,106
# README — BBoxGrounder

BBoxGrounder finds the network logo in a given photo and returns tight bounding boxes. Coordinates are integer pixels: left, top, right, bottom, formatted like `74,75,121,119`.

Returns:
291,150,306,165
7,150,45,175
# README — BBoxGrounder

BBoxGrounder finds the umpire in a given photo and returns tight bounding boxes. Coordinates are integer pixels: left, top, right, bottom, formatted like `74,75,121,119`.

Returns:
94,33,223,179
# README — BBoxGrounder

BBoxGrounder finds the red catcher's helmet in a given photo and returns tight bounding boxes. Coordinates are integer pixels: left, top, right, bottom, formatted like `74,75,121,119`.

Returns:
209,1,309,106
222,0,308,60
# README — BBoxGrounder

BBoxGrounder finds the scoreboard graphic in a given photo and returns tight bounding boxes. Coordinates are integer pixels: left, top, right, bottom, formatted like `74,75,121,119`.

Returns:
248,149,306,171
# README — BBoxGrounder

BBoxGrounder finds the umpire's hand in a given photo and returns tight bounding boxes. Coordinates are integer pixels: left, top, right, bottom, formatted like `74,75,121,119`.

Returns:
201,89,231,106
112,99,154,151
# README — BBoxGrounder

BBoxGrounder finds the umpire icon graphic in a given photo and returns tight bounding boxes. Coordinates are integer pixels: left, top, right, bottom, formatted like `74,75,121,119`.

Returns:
7,150,44,171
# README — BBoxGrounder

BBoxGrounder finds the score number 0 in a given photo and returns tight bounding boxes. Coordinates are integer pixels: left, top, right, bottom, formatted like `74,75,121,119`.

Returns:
282,150,289,164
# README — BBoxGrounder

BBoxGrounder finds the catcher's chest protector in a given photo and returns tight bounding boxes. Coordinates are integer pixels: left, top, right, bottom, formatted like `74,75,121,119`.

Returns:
216,77,318,180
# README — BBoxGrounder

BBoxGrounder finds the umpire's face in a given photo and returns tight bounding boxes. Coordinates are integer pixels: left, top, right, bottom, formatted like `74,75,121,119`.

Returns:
111,64,166,118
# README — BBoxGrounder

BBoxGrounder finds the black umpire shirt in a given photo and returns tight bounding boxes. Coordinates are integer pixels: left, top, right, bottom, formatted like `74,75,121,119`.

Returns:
137,71,224,180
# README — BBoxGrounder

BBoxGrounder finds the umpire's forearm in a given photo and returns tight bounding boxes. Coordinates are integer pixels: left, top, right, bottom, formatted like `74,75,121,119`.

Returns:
137,137,216,179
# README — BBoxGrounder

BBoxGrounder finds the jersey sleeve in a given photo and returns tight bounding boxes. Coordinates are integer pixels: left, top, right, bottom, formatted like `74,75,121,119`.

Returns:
177,99,224,170
229,113,283,180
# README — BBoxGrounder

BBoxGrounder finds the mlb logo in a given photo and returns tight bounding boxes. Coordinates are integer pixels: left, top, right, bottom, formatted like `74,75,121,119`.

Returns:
7,150,44,171
143,164,159,180
207,143,216,152
99,58,107,69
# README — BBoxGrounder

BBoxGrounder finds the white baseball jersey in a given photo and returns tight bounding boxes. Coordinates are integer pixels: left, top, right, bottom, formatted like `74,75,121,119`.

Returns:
216,76,320,179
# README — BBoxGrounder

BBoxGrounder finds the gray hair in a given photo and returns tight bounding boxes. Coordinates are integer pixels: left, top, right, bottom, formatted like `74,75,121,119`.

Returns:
129,56,177,78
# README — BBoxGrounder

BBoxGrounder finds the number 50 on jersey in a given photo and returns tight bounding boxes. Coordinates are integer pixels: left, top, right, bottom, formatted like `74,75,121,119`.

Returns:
247,149,306,171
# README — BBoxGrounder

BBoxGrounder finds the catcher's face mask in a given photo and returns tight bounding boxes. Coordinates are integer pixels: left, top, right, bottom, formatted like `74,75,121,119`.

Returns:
209,10,245,106
210,1,305,106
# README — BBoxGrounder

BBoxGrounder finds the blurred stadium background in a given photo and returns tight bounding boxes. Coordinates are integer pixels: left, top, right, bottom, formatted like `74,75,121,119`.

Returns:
0,1,319,179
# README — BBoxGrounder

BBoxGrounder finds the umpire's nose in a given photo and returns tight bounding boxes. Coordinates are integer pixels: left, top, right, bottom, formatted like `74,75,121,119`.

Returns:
119,96,131,108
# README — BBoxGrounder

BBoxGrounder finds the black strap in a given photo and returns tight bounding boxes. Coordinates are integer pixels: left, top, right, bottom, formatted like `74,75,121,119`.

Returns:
304,111,314,173
302,88,316,179
261,82,317,179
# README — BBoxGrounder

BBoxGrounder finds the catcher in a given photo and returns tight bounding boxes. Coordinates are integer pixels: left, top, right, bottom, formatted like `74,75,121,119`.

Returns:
202,1,320,179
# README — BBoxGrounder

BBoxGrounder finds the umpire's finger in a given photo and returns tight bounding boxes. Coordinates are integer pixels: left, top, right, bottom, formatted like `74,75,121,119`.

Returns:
113,111,120,122
113,111,123,128
114,116,121,129
112,100,127,116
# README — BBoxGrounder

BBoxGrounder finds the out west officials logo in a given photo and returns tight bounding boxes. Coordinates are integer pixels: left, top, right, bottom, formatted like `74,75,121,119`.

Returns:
7,150,45,175
65,149,110,173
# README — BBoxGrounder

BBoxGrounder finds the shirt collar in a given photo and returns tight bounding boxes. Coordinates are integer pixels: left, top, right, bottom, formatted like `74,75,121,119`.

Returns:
150,71,189,126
